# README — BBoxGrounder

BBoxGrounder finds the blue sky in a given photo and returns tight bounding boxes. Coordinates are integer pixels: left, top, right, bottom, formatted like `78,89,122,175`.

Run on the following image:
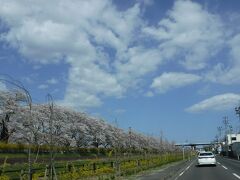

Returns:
1,0,240,143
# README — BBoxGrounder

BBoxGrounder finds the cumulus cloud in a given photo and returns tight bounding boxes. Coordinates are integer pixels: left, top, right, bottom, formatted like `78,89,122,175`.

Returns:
150,72,201,94
0,0,145,109
186,93,240,113
63,59,124,109
0,0,239,110
205,33,240,85
116,47,163,89
143,0,224,70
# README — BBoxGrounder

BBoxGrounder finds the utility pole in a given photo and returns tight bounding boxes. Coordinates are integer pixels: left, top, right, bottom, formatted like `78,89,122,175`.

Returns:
229,125,233,145
217,126,223,143
223,116,229,143
235,105,240,133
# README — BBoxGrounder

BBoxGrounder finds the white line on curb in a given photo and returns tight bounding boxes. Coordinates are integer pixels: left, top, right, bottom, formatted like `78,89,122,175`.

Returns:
233,173,240,179
222,165,228,170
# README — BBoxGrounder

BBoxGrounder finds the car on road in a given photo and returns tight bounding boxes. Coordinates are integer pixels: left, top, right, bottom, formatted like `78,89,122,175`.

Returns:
197,151,216,166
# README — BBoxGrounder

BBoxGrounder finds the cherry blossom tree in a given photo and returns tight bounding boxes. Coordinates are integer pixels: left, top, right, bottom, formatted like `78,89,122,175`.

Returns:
0,89,175,153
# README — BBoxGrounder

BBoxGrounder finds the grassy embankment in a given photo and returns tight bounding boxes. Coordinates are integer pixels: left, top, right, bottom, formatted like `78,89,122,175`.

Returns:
0,143,189,179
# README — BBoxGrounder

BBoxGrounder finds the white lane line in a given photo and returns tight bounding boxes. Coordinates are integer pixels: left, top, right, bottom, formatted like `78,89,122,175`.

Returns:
233,173,240,179
175,161,194,180
222,165,228,170
217,162,221,165
175,170,185,180
185,165,190,170
179,171,184,176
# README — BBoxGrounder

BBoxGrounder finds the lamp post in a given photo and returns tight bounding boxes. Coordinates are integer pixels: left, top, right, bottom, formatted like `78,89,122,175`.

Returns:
47,94,54,180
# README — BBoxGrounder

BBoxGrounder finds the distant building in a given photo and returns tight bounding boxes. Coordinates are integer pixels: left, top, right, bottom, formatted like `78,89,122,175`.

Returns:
226,134,240,145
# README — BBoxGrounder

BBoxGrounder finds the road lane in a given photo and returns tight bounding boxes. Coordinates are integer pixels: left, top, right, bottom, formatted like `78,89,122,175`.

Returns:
216,156,240,174
176,158,240,180
138,157,240,180
137,159,193,180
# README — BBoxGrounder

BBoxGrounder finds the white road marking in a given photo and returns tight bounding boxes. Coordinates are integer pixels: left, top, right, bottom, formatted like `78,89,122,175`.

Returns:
179,171,184,176
233,173,240,179
174,161,194,180
222,165,228,170
217,162,221,165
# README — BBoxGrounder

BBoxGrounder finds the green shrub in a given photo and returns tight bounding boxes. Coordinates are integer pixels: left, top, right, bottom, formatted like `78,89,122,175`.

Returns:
0,175,10,180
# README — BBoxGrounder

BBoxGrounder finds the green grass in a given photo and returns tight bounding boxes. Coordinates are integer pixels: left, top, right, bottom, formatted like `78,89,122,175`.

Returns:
0,152,188,179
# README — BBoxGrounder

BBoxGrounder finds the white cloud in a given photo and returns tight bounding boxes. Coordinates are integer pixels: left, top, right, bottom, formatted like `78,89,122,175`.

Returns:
116,47,163,89
0,0,239,110
38,84,48,90
0,82,7,91
63,58,124,109
0,0,144,109
136,0,154,6
150,72,201,94
114,108,126,114
47,78,58,85
186,93,240,113
205,33,240,85
204,63,240,85
59,90,102,109
145,91,154,97
22,77,33,84
143,0,224,70
229,33,240,62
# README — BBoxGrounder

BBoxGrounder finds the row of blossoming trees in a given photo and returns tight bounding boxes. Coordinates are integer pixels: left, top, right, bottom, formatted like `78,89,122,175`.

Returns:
0,88,176,153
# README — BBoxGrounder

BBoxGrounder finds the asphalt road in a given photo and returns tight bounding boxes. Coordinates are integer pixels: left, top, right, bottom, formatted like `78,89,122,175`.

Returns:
175,156,240,180
138,156,240,180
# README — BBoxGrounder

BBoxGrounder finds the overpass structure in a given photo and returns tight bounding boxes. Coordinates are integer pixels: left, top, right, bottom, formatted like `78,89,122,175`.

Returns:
175,142,216,150
175,142,214,146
